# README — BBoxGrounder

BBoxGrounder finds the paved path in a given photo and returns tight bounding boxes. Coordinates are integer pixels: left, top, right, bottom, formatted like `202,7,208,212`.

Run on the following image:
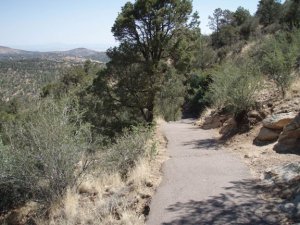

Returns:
147,119,285,225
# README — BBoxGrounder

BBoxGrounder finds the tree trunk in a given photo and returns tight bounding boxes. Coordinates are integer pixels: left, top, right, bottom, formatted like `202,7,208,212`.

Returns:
140,107,154,123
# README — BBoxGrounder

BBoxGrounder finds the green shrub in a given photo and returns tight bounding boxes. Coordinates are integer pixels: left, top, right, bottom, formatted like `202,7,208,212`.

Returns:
154,68,186,121
253,31,300,96
259,34,298,96
185,72,212,115
104,125,153,178
0,98,93,208
206,62,261,117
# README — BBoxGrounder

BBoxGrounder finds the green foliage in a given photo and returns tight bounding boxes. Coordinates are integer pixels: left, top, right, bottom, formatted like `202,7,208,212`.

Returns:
217,25,239,47
209,7,258,48
257,31,299,96
0,59,71,100
239,17,259,40
154,68,186,121
41,82,64,98
0,98,93,209
185,72,212,115
209,8,236,48
104,125,153,178
0,98,19,134
256,0,282,26
281,0,300,29
82,83,143,138
233,7,251,26
41,61,102,99
206,62,261,115
92,0,200,122
209,8,233,34
193,36,217,70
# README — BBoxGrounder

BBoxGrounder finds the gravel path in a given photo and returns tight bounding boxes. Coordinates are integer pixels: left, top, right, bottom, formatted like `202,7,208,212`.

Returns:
146,119,287,225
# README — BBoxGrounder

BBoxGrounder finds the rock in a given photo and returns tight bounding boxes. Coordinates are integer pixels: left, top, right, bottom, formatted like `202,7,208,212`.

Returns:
145,181,153,187
244,154,250,158
263,112,297,130
281,195,300,219
256,127,281,142
279,202,296,213
248,110,265,125
248,110,263,121
283,202,296,214
219,118,237,135
201,114,229,129
296,202,300,218
262,162,300,183
274,112,300,153
273,98,300,114
293,194,300,204
259,110,269,119
140,193,151,199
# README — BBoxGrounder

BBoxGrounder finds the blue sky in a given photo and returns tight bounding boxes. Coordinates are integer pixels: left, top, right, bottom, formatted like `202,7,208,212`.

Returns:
0,0,259,51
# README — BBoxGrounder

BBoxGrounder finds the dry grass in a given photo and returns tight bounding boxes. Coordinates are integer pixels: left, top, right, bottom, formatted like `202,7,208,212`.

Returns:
63,189,79,224
194,107,215,126
37,119,167,225
128,159,152,190
46,173,133,224
289,76,300,95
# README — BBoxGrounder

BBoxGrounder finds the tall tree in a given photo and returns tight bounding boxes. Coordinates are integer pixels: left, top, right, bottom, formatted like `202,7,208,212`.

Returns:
93,0,200,122
208,8,224,35
281,0,300,29
208,8,233,33
233,7,251,26
256,0,282,26
208,8,234,47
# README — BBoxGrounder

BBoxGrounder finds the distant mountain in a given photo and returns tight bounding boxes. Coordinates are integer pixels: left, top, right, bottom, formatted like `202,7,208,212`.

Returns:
0,46,27,54
0,46,109,63
60,48,101,57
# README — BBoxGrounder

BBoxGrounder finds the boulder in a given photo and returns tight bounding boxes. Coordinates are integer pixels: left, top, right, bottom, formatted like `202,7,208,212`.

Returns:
279,202,296,213
248,110,263,121
283,112,300,132
262,163,300,219
262,162,300,183
256,127,281,142
274,112,300,153
263,112,297,130
248,110,265,125
201,114,229,129
219,118,237,135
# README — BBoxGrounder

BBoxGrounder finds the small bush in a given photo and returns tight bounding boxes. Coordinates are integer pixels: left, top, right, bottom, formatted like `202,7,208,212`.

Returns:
104,125,153,178
154,68,185,121
185,72,212,115
0,98,93,209
257,31,300,96
206,61,261,118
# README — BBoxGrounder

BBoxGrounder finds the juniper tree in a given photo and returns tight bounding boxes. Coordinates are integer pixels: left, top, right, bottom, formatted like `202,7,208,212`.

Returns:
93,0,200,122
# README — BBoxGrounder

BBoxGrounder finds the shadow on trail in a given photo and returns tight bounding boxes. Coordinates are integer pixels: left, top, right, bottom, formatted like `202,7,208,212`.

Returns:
182,138,221,150
162,179,290,225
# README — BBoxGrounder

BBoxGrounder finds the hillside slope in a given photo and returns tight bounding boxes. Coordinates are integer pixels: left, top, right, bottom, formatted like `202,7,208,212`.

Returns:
0,46,109,62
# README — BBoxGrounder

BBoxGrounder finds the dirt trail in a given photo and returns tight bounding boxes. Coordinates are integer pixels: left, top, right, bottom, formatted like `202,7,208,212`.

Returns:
147,119,287,225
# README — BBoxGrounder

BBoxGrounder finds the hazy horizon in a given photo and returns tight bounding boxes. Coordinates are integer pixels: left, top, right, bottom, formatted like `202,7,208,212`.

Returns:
1,0,259,52
1,43,110,52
